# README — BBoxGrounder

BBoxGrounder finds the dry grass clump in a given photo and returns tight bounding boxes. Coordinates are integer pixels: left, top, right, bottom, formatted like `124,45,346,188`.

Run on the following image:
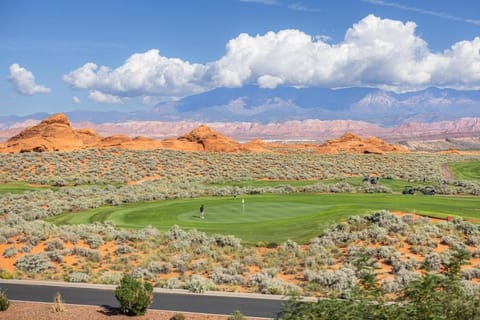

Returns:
51,292,66,313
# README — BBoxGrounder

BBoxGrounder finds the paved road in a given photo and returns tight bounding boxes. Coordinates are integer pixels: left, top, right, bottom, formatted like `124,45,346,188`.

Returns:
0,280,286,318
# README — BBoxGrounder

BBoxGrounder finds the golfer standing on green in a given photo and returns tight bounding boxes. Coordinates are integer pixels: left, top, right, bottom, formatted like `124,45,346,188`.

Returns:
200,204,205,219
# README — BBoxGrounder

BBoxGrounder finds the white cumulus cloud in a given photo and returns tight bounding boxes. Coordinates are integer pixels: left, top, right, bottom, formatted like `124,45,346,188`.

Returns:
88,90,124,104
63,14,480,103
64,50,207,99
8,63,51,95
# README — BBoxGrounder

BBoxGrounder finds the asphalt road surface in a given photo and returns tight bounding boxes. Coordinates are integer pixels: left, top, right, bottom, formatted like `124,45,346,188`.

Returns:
0,280,286,318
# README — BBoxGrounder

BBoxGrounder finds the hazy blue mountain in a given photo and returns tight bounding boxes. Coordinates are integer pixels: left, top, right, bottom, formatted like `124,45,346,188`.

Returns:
1,86,478,126
151,86,480,125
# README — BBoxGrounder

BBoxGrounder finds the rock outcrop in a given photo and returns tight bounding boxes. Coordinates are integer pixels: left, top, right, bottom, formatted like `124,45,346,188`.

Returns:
0,114,409,154
177,125,242,152
316,132,408,154
0,114,87,153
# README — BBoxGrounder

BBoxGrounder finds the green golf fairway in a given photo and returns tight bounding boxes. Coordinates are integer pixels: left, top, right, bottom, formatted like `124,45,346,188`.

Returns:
0,182,55,194
47,193,480,244
449,161,480,181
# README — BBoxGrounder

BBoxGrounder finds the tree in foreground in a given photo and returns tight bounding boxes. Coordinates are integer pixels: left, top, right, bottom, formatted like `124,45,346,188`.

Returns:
114,274,153,316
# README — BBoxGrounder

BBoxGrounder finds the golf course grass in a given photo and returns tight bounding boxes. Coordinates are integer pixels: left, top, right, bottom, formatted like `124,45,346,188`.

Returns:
206,177,428,193
47,193,480,244
0,182,55,194
448,160,480,181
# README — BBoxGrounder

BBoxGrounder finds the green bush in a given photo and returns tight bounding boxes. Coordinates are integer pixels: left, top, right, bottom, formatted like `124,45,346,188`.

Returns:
169,314,185,320
228,310,246,320
0,289,9,311
114,274,153,316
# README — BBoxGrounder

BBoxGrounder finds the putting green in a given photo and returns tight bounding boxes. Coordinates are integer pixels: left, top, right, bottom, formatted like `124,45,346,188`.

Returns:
47,193,480,244
174,201,332,224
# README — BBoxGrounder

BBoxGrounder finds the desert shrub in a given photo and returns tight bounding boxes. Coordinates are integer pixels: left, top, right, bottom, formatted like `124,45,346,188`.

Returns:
228,310,246,320
0,289,9,311
147,261,172,274
46,250,65,263
71,247,101,262
423,251,451,272
281,239,299,253
68,272,90,283
250,270,300,295
466,234,480,247
114,274,153,316
452,218,479,235
394,268,422,287
191,259,209,273
170,313,186,320
19,244,32,253
440,234,466,250
98,271,123,284
184,275,214,293
462,268,480,280
59,230,79,244
15,253,52,273
406,231,437,248
45,238,64,251
211,267,245,285
115,245,132,254
359,183,392,193
381,277,401,293
303,267,356,293
401,214,415,225
131,267,153,280
84,235,103,249
2,247,17,258
214,234,241,248
164,277,181,289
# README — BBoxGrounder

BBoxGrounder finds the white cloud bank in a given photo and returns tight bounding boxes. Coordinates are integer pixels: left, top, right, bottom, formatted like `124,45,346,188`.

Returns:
9,64,51,95
63,14,480,103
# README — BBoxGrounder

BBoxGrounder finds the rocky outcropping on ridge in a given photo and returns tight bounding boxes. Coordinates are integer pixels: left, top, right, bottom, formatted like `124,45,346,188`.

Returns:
316,132,408,154
0,114,88,153
177,124,242,152
0,114,409,154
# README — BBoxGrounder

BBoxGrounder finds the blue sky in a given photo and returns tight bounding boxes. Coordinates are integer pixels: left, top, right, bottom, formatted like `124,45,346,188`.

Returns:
1,0,479,116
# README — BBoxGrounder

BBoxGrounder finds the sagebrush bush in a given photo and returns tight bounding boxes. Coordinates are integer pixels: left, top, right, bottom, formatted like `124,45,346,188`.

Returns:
68,272,90,283
250,271,300,295
114,274,153,316
184,275,214,293
15,253,52,273
98,271,123,284
163,277,181,289
2,247,17,258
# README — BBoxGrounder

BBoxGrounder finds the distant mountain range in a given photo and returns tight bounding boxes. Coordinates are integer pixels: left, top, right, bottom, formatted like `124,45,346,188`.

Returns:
1,86,479,149
1,86,479,125
151,86,480,125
